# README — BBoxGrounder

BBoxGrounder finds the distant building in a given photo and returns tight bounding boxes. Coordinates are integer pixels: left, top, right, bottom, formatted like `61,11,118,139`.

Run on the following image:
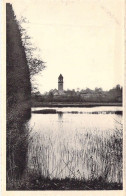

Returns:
52,89,59,96
58,74,63,94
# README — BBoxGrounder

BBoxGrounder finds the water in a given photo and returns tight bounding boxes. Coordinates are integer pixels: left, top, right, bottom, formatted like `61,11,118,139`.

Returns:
27,106,123,183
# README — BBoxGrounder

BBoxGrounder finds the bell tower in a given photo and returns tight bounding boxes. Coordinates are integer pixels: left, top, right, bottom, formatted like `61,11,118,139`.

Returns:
58,74,63,93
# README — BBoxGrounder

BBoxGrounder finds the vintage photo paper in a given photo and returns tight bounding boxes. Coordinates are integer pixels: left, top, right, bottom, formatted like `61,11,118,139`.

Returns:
1,0,126,195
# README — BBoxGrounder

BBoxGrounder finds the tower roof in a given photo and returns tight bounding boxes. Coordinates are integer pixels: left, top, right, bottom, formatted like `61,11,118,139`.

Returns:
58,74,63,79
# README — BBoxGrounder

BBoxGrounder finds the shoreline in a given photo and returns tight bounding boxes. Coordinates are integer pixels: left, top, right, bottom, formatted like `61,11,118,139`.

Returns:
32,102,122,108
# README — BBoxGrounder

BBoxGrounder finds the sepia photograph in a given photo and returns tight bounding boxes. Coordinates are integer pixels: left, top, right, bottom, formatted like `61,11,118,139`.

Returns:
4,0,125,193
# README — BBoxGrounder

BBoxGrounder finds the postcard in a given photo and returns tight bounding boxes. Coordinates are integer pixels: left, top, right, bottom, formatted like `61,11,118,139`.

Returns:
1,0,126,195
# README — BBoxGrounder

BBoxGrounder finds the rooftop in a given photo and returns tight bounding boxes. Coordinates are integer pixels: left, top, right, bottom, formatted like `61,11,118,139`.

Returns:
58,74,63,78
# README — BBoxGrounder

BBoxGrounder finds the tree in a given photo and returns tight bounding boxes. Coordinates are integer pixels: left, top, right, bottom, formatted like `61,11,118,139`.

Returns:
95,87,103,94
17,17,45,88
115,84,121,90
48,91,54,101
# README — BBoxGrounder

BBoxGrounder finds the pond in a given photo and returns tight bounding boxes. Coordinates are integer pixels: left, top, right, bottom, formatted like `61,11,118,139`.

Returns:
27,106,123,183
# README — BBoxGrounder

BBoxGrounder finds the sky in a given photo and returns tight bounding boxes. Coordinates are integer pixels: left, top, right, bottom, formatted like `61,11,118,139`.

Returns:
8,0,124,93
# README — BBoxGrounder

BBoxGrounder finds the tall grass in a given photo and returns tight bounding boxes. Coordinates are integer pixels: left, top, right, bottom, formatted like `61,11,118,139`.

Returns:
27,124,122,184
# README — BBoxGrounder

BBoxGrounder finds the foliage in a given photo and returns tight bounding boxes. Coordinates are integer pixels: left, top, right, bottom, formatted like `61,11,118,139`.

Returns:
17,17,45,78
32,85,122,103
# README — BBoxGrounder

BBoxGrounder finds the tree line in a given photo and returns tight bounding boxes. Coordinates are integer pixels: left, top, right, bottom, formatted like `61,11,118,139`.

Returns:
32,85,122,103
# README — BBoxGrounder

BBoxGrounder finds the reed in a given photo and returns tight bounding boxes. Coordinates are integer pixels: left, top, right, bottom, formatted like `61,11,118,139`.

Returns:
27,124,123,185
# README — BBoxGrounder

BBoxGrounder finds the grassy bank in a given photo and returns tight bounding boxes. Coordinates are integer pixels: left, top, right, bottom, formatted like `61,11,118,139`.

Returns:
8,174,122,190
32,102,122,107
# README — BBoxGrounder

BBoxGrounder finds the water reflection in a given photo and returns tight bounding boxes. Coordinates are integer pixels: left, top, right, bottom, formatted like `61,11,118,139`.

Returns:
58,112,63,119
